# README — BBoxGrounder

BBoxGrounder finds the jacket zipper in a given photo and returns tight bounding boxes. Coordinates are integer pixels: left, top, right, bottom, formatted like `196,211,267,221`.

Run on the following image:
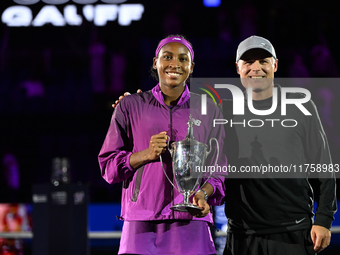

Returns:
169,107,175,219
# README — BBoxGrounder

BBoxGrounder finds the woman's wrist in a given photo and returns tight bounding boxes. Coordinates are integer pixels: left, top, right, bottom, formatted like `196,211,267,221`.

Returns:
130,149,151,169
196,189,208,202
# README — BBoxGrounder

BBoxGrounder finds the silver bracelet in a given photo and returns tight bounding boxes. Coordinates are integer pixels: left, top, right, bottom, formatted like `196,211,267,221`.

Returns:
197,189,208,202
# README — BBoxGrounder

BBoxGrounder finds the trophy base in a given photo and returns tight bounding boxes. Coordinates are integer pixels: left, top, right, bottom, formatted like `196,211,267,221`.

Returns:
170,203,203,214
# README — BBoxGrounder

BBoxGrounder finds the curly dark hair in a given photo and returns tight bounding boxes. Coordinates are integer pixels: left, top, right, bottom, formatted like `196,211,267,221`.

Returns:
150,34,193,81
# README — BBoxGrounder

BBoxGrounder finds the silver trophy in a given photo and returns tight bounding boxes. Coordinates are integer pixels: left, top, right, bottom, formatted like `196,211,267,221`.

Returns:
160,116,219,214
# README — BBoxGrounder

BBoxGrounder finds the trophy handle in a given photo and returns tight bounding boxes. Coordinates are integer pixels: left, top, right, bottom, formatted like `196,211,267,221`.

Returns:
199,137,219,189
159,140,182,193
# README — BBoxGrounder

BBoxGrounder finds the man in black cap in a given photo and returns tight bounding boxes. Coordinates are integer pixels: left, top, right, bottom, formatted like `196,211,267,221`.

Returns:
222,35,336,255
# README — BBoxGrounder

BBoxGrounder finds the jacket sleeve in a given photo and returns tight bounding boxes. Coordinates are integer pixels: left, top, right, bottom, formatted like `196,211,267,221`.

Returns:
204,104,227,206
98,100,136,184
304,100,337,229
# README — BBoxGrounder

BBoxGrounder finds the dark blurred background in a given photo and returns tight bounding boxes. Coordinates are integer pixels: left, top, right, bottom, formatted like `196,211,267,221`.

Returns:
0,0,339,204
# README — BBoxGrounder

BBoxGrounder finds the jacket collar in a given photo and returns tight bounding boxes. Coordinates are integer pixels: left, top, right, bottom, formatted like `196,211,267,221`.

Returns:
152,83,190,107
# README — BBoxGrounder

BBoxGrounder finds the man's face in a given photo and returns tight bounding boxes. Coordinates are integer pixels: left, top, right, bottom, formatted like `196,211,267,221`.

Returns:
236,49,278,95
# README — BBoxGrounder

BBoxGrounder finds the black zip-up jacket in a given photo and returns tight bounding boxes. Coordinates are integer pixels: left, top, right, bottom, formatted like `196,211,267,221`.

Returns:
223,85,337,235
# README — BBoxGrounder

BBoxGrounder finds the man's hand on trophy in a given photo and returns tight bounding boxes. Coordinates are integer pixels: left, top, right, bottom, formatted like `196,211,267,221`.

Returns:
112,89,142,108
146,131,168,161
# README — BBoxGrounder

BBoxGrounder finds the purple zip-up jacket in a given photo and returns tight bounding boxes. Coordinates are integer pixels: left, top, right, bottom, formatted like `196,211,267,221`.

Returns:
98,84,227,223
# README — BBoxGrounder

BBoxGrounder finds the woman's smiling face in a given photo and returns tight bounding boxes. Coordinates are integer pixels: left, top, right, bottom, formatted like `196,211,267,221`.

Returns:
153,42,194,88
